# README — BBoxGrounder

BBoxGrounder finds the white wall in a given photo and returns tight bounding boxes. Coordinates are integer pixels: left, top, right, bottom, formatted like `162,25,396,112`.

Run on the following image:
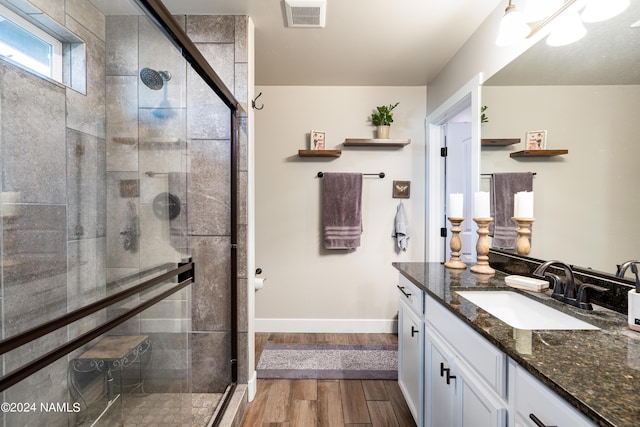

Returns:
427,2,547,115
481,85,640,273
254,86,426,332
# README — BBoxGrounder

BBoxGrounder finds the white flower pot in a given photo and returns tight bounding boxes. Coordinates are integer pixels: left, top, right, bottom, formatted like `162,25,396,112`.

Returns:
376,125,390,139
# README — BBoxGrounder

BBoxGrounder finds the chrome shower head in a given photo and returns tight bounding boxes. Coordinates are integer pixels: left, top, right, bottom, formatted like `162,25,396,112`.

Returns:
139,67,172,90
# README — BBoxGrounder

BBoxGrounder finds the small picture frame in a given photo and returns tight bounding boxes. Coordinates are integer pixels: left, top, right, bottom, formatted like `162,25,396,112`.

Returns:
393,180,411,199
526,130,547,150
310,130,325,150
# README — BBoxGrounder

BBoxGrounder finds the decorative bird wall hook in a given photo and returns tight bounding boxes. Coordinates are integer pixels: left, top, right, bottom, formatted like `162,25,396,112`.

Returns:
252,92,264,110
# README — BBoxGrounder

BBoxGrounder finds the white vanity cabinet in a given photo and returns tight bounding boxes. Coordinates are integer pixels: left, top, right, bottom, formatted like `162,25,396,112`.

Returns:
510,360,595,427
397,276,424,425
396,271,598,427
425,295,508,427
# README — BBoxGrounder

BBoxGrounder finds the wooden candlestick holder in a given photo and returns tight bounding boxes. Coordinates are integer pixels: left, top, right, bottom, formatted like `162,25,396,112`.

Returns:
513,217,535,256
444,217,466,269
470,217,495,275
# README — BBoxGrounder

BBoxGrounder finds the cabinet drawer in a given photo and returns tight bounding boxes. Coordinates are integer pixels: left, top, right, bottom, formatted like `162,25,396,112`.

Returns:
513,364,595,427
398,274,424,316
426,295,506,397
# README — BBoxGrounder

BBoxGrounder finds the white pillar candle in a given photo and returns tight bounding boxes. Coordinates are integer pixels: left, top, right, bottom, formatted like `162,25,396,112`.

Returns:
514,192,521,218
474,191,490,218
449,193,464,218
519,191,534,218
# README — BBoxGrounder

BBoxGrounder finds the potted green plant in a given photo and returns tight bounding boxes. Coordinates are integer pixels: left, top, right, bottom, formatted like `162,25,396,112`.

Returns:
371,102,399,139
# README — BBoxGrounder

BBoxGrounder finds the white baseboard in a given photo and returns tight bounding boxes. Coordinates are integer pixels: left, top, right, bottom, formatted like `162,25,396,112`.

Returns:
247,370,257,402
255,318,398,333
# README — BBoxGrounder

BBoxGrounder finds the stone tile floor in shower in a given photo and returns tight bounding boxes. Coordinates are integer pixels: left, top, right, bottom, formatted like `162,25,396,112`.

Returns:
79,393,223,427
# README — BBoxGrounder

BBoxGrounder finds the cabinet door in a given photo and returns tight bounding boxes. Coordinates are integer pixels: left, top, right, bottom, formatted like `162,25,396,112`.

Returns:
426,329,507,427
399,298,424,425
513,364,595,427
455,359,507,427
425,331,455,427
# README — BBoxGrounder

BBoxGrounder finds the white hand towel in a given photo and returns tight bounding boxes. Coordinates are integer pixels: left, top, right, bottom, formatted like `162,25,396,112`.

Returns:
392,202,410,251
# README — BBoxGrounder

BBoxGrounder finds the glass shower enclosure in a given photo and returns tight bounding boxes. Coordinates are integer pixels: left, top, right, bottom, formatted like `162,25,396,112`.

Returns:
0,0,245,425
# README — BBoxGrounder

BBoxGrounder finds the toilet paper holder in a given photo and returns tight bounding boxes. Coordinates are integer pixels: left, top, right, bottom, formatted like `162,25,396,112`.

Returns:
254,268,266,291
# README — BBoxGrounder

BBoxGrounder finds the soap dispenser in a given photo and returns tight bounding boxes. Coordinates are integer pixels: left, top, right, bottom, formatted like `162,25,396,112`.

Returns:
628,264,640,332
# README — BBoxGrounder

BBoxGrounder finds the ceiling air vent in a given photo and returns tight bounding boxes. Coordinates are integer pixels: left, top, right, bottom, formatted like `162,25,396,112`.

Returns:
284,0,326,28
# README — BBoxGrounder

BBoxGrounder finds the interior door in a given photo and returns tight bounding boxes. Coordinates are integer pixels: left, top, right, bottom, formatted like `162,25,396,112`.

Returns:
444,122,474,263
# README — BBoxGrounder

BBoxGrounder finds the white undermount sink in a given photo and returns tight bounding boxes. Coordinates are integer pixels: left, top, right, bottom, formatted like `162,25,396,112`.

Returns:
456,291,600,330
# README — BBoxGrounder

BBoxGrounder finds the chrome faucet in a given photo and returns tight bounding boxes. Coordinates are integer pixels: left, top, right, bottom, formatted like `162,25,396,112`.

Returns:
616,259,640,278
532,260,606,310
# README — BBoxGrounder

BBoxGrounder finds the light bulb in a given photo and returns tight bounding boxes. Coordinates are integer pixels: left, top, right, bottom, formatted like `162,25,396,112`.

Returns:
581,0,630,23
496,3,531,46
546,10,587,46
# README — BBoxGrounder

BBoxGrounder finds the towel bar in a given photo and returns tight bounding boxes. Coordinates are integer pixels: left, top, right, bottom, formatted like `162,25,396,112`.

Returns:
481,172,536,177
317,171,385,178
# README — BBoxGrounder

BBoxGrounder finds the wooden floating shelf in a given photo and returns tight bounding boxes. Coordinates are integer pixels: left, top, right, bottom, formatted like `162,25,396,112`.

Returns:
482,138,520,146
510,149,568,158
344,138,411,147
298,149,342,158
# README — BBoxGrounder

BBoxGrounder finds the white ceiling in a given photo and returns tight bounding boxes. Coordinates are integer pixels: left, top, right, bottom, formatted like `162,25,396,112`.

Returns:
153,0,504,86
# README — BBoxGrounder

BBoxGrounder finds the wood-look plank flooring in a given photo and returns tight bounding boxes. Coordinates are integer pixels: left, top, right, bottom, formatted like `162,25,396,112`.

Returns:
241,333,416,427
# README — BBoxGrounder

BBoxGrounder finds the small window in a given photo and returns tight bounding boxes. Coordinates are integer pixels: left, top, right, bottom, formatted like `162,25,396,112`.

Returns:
0,4,62,81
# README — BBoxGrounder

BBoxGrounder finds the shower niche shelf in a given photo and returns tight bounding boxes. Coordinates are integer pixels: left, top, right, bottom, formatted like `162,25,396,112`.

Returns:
298,149,341,158
344,138,411,147
510,149,568,158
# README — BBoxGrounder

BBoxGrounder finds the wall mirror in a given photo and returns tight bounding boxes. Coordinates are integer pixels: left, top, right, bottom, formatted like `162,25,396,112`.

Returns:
481,1,640,277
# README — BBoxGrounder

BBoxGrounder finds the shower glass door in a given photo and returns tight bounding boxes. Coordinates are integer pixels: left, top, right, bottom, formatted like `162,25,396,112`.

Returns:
0,0,242,425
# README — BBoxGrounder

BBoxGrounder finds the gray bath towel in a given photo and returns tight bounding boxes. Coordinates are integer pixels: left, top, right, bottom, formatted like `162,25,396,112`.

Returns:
490,172,533,249
322,173,363,249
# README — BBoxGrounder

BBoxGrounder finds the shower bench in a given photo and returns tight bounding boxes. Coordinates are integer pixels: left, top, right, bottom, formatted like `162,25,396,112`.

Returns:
70,335,152,406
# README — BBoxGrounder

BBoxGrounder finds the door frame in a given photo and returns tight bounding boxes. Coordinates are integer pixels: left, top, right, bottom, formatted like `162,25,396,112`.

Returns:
425,74,483,262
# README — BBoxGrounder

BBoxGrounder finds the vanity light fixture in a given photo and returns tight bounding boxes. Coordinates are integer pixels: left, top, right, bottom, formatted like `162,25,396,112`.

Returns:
496,0,628,47
581,0,630,23
546,9,587,46
495,0,530,46
523,0,564,22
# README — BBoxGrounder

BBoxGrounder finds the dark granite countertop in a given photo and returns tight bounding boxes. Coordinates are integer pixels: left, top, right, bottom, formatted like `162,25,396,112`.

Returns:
393,262,640,427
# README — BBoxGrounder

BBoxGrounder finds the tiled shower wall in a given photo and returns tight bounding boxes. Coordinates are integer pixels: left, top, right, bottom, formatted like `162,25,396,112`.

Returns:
186,14,250,389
